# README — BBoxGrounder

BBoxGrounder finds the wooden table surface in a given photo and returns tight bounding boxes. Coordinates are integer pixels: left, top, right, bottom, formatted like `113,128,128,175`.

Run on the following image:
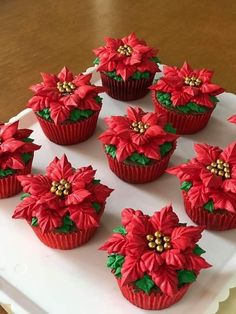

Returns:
0,1,236,313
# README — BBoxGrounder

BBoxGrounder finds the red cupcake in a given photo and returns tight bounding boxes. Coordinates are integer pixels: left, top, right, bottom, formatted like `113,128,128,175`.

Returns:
167,142,236,230
150,62,224,134
93,33,160,101
100,205,211,310
0,121,40,198
27,67,105,145
12,155,113,249
99,106,178,184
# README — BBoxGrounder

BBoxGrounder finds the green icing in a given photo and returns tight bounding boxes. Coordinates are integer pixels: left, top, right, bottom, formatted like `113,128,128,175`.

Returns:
0,168,16,178
105,145,117,159
95,95,103,104
31,217,38,227
69,109,93,122
180,181,192,192
93,57,100,65
160,142,173,157
107,254,125,278
105,70,151,82
193,244,206,256
127,152,151,166
134,275,155,294
177,270,197,286
93,179,101,185
22,137,34,143
38,108,51,121
112,226,127,235
164,123,176,134
157,91,219,114
20,193,31,201
92,202,102,213
150,56,161,64
55,215,76,233
21,153,32,164
204,200,215,213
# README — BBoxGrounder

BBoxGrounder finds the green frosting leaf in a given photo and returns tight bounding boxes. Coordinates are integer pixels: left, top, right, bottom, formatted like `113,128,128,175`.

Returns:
112,226,127,235
160,142,173,157
69,109,93,122
204,200,215,213
106,71,123,82
210,95,219,103
150,56,161,64
93,57,100,65
128,152,151,165
106,70,150,81
21,153,32,164
164,123,176,134
31,217,38,226
180,181,192,192
105,145,117,158
20,193,31,201
177,102,207,114
95,95,103,104
178,270,197,285
38,108,51,121
55,215,76,233
22,137,34,143
92,202,101,213
93,179,101,185
134,274,155,294
193,244,206,256
107,254,125,278
0,168,16,178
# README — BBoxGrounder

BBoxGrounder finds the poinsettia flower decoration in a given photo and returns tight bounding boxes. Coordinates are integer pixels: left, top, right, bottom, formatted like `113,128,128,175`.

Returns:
100,205,210,296
228,115,236,125
99,106,178,162
12,155,113,233
93,33,160,81
27,67,105,124
0,120,40,170
167,141,236,213
150,62,224,108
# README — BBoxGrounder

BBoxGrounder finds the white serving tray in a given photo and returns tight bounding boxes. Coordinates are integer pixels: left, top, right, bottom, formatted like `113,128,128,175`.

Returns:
0,67,236,314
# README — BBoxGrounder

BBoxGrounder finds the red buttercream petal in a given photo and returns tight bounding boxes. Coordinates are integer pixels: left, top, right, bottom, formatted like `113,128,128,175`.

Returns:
141,251,163,272
200,168,222,188
69,204,99,229
171,226,204,251
40,72,58,86
221,141,236,164
194,143,222,164
57,66,74,82
150,205,179,235
65,189,91,205
121,256,145,286
163,249,186,268
17,174,51,195
185,253,211,272
12,196,38,220
151,266,178,296
0,121,18,140
46,155,74,181
36,209,62,233
50,101,71,124
228,115,236,125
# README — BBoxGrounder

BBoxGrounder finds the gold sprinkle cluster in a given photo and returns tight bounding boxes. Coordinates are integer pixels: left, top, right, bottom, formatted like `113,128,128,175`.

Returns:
206,159,231,179
131,121,149,134
117,44,133,56
57,81,76,94
146,231,171,253
50,179,71,197
184,76,202,87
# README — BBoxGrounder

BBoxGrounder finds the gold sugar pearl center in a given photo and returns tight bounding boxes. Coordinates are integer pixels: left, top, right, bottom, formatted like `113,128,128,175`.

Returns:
184,76,202,87
146,231,171,253
131,121,149,134
50,178,71,197
117,44,133,56
57,81,76,94
206,159,231,179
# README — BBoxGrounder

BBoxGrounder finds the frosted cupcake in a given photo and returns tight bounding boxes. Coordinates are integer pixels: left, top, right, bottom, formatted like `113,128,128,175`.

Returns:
12,155,113,249
150,62,224,134
100,205,210,310
93,33,160,101
27,67,105,145
99,106,178,183
0,121,40,198
167,142,236,230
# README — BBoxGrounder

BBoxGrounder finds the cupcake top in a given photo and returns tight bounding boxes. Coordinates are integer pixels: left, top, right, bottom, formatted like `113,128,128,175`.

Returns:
167,142,236,214
12,155,113,233
228,115,236,124
150,62,224,114
99,106,178,165
27,67,105,124
100,205,210,296
0,121,40,177
93,32,160,81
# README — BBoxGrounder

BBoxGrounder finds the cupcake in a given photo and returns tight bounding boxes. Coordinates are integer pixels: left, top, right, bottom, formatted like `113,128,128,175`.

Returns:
167,142,236,230
0,121,40,198
100,205,211,310
93,33,160,101
150,62,224,134
99,106,178,184
228,114,236,124
27,67,105,145
12,155,113,249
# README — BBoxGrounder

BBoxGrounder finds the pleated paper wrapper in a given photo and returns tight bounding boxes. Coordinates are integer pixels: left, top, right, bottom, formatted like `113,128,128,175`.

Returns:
100,72,155,101
152,91,214,134
35,110,100,145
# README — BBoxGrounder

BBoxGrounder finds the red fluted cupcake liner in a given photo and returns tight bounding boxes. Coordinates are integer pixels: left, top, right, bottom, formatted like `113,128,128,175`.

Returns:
105,143,176,184
0,158,33,199
152,91,214,134
35,110,100,145
117,279,190,310
183,192,236,231
100,72,155,101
